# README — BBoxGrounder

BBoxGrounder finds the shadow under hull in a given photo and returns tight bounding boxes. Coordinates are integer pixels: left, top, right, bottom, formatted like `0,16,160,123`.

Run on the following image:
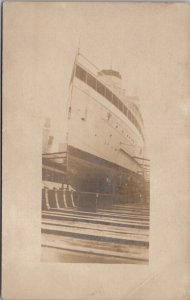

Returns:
67,145,148,203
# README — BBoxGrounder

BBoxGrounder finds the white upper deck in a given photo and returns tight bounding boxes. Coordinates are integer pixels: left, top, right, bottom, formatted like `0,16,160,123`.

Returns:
70,52,144,142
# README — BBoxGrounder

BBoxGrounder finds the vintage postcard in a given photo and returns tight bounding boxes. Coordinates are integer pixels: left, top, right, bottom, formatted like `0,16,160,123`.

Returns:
41,25,150,265
2,2,190,299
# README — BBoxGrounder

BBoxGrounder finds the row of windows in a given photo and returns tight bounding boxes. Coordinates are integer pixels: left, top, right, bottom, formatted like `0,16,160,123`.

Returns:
75,64,144,140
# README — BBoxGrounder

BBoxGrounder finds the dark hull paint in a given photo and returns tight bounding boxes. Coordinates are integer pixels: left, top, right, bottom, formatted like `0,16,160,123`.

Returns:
67,145,147,201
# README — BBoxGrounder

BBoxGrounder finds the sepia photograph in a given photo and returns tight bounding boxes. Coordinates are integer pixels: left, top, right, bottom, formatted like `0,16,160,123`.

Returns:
3,2,190,299
41,4,150,263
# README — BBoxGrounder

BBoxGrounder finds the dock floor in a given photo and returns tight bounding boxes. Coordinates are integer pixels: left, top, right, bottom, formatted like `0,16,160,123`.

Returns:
41,203,149,264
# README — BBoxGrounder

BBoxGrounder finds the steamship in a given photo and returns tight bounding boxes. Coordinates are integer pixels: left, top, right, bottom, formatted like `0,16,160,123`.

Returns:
42,52,149,204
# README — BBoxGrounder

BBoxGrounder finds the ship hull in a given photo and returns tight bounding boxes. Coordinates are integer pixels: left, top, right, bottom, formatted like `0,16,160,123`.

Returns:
67,145,146,202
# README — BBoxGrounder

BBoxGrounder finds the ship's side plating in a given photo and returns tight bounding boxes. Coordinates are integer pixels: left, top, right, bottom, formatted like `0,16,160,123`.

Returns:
65,53,148,201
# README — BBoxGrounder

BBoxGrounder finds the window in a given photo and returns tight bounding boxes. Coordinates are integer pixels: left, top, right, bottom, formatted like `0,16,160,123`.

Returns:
131,114,135,124
128,110,132,121
105,88,113,103
87,73,97,89
76,65,87,82
133,116,137,127
124,105,128,116
113,95,118,107
97,81,105,97
118,100,123,112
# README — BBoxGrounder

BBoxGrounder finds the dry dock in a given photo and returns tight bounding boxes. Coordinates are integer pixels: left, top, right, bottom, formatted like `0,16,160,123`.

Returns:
41,203,149,264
